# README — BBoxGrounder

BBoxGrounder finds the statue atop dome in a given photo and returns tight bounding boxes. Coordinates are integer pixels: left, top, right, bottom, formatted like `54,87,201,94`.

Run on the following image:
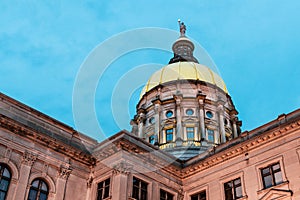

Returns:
178,19,186,37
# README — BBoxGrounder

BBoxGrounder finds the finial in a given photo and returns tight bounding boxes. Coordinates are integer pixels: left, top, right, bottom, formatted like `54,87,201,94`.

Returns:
178,19,186,37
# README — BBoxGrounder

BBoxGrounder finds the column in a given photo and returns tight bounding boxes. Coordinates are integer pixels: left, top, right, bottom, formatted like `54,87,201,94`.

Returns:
197,94,206,140
85,173,93,200
230,110,239,138
217,102,226,143
111,161,132,200
13,151,37,200
153,101,161,144
174,94,183,141
55,165,72,200
137,112,145,138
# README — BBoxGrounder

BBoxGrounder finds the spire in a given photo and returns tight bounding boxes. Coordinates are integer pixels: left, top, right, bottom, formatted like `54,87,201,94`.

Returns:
169,20,199,64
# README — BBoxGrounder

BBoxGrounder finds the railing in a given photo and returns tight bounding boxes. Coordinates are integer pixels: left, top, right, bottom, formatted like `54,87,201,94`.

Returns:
159,140,202,149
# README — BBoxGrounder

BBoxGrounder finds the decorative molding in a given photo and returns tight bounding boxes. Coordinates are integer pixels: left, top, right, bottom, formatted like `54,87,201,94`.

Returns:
22,151,37,166
58,165,72,179
0,114,95,166
181,119,300,178
86,175,93,188
112,161,132,175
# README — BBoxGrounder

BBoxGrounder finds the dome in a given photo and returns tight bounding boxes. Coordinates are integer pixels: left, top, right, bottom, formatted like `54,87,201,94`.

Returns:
140,61,228,98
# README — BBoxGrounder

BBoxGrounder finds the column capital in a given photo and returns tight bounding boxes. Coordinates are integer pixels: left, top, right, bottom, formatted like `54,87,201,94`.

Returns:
113,161,133,175
196,92,206,102
173,93,183,105
22,151,37,166
151,96,162,105
58,165,72,179
87,174,94,188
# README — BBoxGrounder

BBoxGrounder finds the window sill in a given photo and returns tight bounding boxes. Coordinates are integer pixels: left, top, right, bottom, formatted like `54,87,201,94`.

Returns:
257,181,289,194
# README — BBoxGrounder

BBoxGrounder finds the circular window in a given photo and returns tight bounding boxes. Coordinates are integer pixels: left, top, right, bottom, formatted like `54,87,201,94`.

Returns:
186,109,194,116
206,111,213,118
166,110,173,118
149,117,155,124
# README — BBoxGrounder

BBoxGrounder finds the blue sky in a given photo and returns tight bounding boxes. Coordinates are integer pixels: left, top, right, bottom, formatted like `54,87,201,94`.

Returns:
1,1,299,141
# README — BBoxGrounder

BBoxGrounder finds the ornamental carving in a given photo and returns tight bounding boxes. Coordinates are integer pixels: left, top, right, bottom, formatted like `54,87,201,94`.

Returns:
58,165,72,179
112,161,132,175
22,151,37,166
86,175,94,188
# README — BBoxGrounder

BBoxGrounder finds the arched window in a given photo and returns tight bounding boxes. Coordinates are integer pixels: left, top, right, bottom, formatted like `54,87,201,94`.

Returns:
0,164,11,200
27,179,49,200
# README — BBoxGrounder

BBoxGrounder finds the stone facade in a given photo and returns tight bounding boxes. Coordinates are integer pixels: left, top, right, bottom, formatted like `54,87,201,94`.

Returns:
0,24,299,200
0,92,299,200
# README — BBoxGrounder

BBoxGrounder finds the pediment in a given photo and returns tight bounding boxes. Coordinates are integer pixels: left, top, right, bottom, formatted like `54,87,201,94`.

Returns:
260,189,292,200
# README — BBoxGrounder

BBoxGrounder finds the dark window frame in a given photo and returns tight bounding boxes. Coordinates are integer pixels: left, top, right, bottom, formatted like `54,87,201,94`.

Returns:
191,190,206,200
207,129,214,142
27,178,49,200
160,189,174,200
224,177,243,200
132,177,148,200
0,164,11,200
96,178,110,200
261,162,283,189
166,129,173,142
186,127,194,140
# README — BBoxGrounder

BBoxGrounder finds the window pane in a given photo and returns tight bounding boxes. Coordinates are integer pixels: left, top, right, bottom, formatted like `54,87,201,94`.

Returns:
166,129,173,142
191,196,198,200
39,192,48,200
160,189,166,200
234,178,241,186
272,164,280,171
3,168,10,178
262,168,270,175
149,135,156,144
167,194,173,200
0,191,6,200
28,189,37,200
263,175,273,188
32,180,39,188
97,188,103,200
207,130,214,142
274,171,283,185
104,186,109,198
141,190,147,200
191,191,206,200
132,186,139,199
41,182,48,192
235,186,242,198
105,179,110,186
0,180,9,191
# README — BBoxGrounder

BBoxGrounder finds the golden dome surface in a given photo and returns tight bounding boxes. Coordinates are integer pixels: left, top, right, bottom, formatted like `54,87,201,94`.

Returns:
140,61,228,97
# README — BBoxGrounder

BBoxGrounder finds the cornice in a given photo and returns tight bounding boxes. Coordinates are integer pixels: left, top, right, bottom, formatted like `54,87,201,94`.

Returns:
181,118,300,178
0,114,96,166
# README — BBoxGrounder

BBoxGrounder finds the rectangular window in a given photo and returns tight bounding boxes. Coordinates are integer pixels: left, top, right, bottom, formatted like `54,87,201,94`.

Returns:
132,177,148,200
224,178,242,200
186,127,194,140
149,135,156,145
207,129,214,142
166,129,173,142
97,178,110,200
261,163,283,189
160,189,173,200
191,191,206,200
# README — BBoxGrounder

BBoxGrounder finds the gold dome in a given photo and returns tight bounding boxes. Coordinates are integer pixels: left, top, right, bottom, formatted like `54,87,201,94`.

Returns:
140,62,228,97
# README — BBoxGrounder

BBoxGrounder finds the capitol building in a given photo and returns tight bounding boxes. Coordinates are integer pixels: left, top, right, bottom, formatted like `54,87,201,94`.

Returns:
0,23,299,200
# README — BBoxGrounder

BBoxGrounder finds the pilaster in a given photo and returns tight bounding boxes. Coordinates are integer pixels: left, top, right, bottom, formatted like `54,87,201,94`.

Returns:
197,93,206,140
55,164,72,200
13,151,37,200
112,161,132,200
